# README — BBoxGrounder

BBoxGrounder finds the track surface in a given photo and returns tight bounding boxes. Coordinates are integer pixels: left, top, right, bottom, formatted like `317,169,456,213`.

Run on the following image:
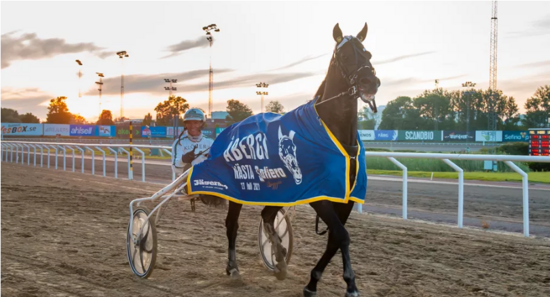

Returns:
2,163,550,297
6,153,550,237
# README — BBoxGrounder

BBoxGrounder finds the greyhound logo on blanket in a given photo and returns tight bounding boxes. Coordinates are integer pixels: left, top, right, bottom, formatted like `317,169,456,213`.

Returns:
278,126,302,185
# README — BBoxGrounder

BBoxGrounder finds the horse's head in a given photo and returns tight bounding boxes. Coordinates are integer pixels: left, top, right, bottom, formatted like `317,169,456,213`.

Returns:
278,126,302,185
329,23,381,112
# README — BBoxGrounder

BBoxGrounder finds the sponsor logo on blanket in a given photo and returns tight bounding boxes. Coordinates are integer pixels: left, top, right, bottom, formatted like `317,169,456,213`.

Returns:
193,179,228,190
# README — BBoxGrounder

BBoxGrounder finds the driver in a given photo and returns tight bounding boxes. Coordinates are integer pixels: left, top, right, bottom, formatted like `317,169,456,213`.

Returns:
171,108,214,177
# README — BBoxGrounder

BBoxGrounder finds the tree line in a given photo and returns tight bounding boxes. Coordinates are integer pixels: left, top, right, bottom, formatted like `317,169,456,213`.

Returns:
5,84,548,131
378,85,550,131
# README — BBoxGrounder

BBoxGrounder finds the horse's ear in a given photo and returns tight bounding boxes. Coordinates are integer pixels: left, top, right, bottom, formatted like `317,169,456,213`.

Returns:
278,126,283,141
289,131,295,141
357,22,368,42
333,23,343,43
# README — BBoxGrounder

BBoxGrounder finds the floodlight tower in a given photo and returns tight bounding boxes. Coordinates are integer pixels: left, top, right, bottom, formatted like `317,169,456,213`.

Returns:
75,60,83,98
202,24,220,118
163,79,178,139
488,0,498,131
256,82,269,112
95,72,104,116
117,51,129,119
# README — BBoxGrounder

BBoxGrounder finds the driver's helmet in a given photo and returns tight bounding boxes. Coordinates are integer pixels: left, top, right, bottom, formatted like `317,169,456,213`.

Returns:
183,108,205,122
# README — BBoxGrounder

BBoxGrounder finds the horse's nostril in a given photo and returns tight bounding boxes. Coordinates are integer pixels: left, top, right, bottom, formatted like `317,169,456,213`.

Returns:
360,78,371,85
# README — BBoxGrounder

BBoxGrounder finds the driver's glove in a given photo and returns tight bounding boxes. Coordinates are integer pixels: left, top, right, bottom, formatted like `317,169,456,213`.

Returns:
181,146,198,164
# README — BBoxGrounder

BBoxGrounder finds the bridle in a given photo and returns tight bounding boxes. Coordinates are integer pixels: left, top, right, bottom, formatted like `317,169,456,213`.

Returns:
315,36,379,112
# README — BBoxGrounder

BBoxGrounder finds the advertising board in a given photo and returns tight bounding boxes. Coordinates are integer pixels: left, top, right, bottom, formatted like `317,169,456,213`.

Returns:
96,125,116,137
1,123,43,136
141,126,166,138
475,130,503,142
443,131,474,142
374,130,398,141
358,130,375,141
503,131,529,142
43,124,70,136
398,130,442,141
69,125,95,136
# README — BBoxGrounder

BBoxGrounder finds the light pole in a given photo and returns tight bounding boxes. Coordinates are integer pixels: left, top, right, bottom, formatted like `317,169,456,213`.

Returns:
117,51,129,120
163,79,178,139
461,81,476,132
256,82,269,112
75,60,82,98
95,72,104,118
203,24,220,118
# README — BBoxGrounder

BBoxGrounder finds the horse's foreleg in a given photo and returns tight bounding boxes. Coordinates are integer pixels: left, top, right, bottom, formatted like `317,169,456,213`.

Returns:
261,206,286,280
305,201,357,297
335,201,358,297
225,201,242,278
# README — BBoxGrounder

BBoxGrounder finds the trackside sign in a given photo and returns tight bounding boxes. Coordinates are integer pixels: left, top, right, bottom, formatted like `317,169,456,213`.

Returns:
1,123,43,136
398,130,442,141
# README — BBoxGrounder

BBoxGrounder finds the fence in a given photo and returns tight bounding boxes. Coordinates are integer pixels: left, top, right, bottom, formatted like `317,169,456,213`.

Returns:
2,140,549,237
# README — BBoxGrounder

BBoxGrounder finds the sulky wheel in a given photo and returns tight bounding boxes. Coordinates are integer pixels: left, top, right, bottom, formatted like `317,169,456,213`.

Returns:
258,209,293,272
127,207,157,278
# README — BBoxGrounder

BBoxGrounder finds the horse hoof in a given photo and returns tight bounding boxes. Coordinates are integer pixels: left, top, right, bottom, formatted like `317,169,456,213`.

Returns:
345,291,360,297
303,287,317,297
274,261,287,280
226,268,240,279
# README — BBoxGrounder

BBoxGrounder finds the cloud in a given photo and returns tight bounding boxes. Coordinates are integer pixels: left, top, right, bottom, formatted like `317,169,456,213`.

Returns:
85,69,234,96
270,54,328,71
1,87,53,118
373,51,436,65
161,36,210,59
1,32,111,68
88,69,320,96
508,14,550,38
515,60,550,69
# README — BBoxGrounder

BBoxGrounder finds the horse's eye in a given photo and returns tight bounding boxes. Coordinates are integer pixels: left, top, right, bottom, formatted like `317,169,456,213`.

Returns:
342,55,348,61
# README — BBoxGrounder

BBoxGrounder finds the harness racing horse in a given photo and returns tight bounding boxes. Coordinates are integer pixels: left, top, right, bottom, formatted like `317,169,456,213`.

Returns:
224,23,380,297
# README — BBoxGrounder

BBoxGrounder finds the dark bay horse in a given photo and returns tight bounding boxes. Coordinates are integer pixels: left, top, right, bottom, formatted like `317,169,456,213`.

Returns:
224,23,380,297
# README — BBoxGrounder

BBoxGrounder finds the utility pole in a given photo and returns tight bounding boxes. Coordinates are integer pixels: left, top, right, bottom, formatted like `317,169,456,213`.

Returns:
256,82,269,112
96,72,104,118
117,51,129,120
462,81,476,132
76,60,83,98
163,79,178,139
203,24,220,118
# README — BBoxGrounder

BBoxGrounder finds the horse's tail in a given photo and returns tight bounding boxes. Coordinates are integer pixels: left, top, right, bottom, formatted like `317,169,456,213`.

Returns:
198,194,227,208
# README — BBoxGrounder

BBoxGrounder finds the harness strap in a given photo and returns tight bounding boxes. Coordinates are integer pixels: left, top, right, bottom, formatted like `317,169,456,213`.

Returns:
340,143,358,157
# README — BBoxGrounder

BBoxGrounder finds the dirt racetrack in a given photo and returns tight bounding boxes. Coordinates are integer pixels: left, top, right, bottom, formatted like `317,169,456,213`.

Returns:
2,162,550,297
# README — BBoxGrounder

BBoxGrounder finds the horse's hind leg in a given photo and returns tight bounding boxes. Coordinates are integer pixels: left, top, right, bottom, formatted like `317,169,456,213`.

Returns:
225,201,242,278
304,201,357,297
261,206,286,280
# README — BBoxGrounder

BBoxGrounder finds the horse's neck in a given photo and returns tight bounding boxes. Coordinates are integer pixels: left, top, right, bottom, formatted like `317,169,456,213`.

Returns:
316,67,358,148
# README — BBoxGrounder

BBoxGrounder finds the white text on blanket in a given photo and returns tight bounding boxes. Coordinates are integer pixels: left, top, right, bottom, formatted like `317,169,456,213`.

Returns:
223,133,270,162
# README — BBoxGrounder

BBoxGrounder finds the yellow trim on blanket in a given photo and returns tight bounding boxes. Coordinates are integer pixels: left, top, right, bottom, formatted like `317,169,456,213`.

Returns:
348,140,361,195
313,103,351,200
188,165,357,206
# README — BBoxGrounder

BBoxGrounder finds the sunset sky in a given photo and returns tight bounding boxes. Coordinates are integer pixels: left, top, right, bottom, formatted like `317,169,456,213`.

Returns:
2,1,549,122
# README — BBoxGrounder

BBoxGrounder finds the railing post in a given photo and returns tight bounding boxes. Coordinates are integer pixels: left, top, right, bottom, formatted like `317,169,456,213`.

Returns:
36,144,44,167
84,146,95,175
29,144,37,166
15,144,20,163
11,144,15,162
58,145,67,171
442,159,464,228
133,147,146,182
504,161,529,237
23,144,31,165
66,146,76,172
107,147,118,179
163,149,175,180
75,146,85,173
119,147,132,180
48,145,58,169
387,157,408,220
95,146,106,177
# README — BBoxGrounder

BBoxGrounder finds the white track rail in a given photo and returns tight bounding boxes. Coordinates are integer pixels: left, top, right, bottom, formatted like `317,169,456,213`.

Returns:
2,140,549,237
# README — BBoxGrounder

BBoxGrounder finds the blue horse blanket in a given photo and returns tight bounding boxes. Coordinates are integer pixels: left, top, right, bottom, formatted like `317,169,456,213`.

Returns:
187,99,367,206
